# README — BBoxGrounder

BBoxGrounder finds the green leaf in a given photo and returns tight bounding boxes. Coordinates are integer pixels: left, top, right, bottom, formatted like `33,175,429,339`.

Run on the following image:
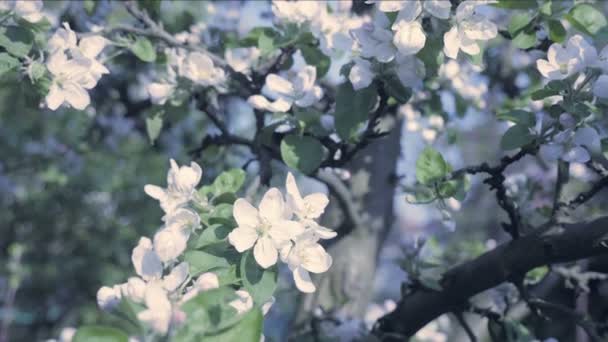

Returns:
240,27,279,48
566,4,607,36
73,326,129,342
194,224,231,248
0,26,34,57
280,134,324,175
547,19,566,43
383,75,412,104
500,124,535,150
130,37,156,62
496,110,535,127
84,0,98,15
530,88,559,100
185,249,236,276
240,250,278,305
258,32,274,56
493,0,537,9
145,111,163,144
299,44,330,78
0,52,19,76
416,34,443,77
204,169,246,197
508,13,534,37
178,287,242,336
512,31,536,49
334,82,377,141
416,147,450,186
204,308,263,342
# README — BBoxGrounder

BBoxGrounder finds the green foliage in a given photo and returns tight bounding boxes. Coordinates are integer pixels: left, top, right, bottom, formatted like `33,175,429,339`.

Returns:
497,110,535,127
130,37,157,62
203,307,263,342
73,326,129,342
416,147,450,186
547,19,566,43
0,26,34,57
185,249,237,277
500,124,535,150
566,3,607,36
383,75,412,104
299,44,330,78
145,110,163,144
493,0,537,9
240,250,278,305
488,319,536,342
280,134,325,175
199,169,246,198
0,52,19,76
508,13,534,37
334,82,378,141
512,31,537,49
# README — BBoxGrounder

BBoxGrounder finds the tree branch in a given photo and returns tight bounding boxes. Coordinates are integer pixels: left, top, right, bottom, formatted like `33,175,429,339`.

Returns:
372,216,608,339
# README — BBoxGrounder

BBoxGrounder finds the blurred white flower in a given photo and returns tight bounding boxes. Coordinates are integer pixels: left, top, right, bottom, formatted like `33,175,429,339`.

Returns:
45,52,95,110
229,290,254,314
147,82,176,105
162,262,189,292
96,285,122,311
131,237,163,281
137,282,173,334
144,159,202,218
540,126,601,163
280,231,332,293
351,13,396,63
272,0,322,25
180,52,226,87
180,272,220,303
537,35,596,80
125,277,147,303
226,47,260,75
349,58,374,90
249,65,323,112
228,188,304,268
364,299,397,329
415,320,447,342
153,209,199,262
396,55,425,88
443,0,497,59
593,74,608,98
392,20,426,56
3,0,44,23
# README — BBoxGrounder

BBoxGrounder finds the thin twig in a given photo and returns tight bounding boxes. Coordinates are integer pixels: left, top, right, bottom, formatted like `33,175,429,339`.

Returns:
454,312,477,342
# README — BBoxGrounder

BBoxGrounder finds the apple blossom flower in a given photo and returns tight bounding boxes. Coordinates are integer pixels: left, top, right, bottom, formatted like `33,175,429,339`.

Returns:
593,74,608,99
364,300,397,329
392,20,426,56
162,262,189,292
137,282,173,334
540,126,601,163
131,237,163,281
285,172,336,239
351,13,396,63
248,65,323,113
180,52,226,87
367,0,451,20
96,285,122,311
537,35,596,80
144,159,202,218
2,0,44,23
228,188,305,268
443,0,497,59
423,0,452,20
229,290,254,314
180,272,220,303
147,82,176,105
45,52,96,111
125,277,147,303
349,58,375,90
153,209,200,262
225,47,261,75
271,0,323,25
280,231,332,293
396,54,425,88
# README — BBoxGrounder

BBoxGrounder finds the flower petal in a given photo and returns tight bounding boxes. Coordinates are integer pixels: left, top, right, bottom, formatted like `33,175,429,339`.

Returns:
293,266,316,293
228,226,258,252
259,188,285,222
253,236,278,268
233,198,260,228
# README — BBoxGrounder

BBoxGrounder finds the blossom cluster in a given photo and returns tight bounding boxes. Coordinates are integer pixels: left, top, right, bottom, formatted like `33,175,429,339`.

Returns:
228,172,335,293
95,160,265,336
45,23,109,111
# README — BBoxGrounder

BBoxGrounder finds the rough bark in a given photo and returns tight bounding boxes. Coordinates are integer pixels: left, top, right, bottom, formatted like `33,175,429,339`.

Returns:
373,216,608,339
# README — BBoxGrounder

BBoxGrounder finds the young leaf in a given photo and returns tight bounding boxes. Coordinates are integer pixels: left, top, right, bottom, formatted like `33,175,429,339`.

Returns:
383,75,412,104
299,45,330,78
145,111,163,144
496,110,535,127
512,31,537,49
204,308,263,342
0,26,34,57
280,134,324,175
416,147,450,186
500,124,535,150
508,13,534,37
0,53,19,76
73,326,129,342
130,37,157,62
566,4,607,36
334,82,378,141
547,19,566,43
239,250,278,305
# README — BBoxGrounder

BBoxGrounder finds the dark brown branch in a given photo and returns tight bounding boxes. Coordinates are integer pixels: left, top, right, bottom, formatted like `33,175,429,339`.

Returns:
372,216,608,340
454,312,477,342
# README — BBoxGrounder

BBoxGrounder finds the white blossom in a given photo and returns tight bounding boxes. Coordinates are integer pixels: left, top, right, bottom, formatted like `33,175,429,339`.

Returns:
96,285,122,311
272,0,323,25
249,64,323,113
147,82,176,105
45,52,96,110
229,290,254,314
162,262,189,292
131,237,163,281
351,13,396,63
392,20,426,56
153,209,199,262
225,47,260,75
364,300,397,330
144,159,202,218
285,172,336,239
537,35,596,80
180,272,220,303
229,188,304,268
540,126,601,163
125,277,147,303
280,231,332,293
3,0,44,23
395,54,425,88
424,0,452,20
443,0,497,59
180,52,226,87
137,282,173,334
349,58,375,90
593,74,608,99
